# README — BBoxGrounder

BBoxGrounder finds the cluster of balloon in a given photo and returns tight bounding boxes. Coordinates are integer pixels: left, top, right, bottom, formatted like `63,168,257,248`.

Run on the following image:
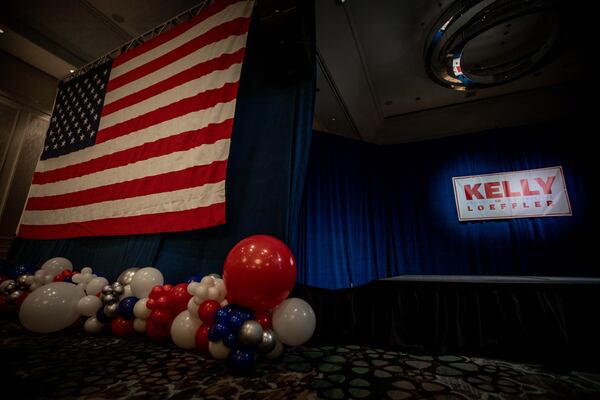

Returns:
189,235,317,373
53,269,76,283
0,262,37,310
144,282,191,341
30,257,73,291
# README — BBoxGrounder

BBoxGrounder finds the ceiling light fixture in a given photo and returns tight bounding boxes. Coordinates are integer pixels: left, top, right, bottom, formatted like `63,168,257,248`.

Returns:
69,69,75,73
0,28,5,34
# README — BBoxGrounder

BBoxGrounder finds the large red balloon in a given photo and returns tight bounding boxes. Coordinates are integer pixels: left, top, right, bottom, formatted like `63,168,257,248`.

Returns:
223,235,296,311
195,323,211,352
168,283,191,315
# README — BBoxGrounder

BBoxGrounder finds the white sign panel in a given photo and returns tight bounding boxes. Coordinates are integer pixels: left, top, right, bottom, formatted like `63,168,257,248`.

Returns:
452,166,572,221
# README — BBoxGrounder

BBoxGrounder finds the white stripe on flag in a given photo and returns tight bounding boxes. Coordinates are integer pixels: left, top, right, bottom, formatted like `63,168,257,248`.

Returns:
109,1,252,80
30,139,230,197
21,181,225,225
100,62,242,129
35,100,236,173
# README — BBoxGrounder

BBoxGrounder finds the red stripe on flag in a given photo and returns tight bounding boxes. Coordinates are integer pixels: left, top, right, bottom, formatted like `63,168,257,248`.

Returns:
33,119,233,185
107,17,250,93
112,0,243,69
97,81,239,144
26,160,228,211
102,49,246,117
18,202,226,239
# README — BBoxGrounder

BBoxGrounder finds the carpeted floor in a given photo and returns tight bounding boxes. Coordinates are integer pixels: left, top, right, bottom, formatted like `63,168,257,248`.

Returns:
1,320,600,399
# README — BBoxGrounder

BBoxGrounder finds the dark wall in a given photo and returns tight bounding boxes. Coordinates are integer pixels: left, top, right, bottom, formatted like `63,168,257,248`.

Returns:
298,120,595,289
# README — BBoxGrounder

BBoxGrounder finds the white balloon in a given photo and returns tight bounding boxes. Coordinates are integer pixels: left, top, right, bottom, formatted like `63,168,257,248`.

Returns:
43,275,54,284
130,267,163,298
19,282,85,333
272,298,316,346
84,316,104,333
265,339,284,359
207,286,220,300
77,295,102,317
187,282,200,295
196,284,208,300
187,297,199,316
220,299,229,308
85,277,109,296
29,282,40,291
209,341,230,359
133,318,147,333
71,273,82,284
121,284,133,299
81,267,93,274
133,298,151,319
170,311,202,349
41,257,73,276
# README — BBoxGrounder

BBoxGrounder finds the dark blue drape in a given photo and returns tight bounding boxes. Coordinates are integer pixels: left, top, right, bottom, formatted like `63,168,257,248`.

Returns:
298,124,595,289
8,1,316,283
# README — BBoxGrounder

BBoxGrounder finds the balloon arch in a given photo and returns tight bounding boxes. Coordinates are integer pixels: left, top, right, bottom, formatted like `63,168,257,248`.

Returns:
0,235,316,373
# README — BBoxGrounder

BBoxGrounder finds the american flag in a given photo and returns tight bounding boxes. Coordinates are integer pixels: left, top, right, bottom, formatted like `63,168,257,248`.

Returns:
17,0,254,239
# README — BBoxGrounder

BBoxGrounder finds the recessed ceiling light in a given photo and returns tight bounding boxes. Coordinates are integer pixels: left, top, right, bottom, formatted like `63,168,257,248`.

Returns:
69,69,75,73
0,28,5,34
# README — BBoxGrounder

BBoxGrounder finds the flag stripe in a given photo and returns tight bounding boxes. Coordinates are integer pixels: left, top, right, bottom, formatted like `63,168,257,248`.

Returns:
111,0,249,74
100,61,242,130
102,48,245,116
32,119,233,185
35,100,236,173
105,32,248,106
26,160,228,211
29,139,230,198
22,180,225,226
108,17,249,93
97,81,239,144
18,202,226,239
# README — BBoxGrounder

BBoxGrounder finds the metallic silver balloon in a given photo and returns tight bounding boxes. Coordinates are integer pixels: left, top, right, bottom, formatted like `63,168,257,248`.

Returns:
7,290,23,303
101,285,114,295
111,282,124,296
0,280,16,295
117,267,139,286
238,320,263,347
4,281,17,295
16,274,31,290
257,329,277,354
101,294,116,304
104,302,119,318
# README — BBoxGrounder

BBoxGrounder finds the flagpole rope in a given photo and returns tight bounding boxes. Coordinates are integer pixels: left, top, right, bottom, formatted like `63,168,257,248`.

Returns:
62,0,212,83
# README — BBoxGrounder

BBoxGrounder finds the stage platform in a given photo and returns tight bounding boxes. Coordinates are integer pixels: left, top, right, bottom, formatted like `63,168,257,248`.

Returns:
292,275,600,369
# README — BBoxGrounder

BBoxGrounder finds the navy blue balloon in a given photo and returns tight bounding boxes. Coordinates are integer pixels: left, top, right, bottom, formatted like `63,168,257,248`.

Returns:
227,348,256,373
64,276,73,283
213,322,230,338
227,313,245,331
223,332,238,348
9,264,36,279
214,308,229,324
118,296,139,319
186,275,201,284
207,327,220,342
96,307,111,323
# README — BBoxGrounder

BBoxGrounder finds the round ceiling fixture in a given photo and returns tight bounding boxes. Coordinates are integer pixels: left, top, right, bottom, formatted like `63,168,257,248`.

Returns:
424,0,559,90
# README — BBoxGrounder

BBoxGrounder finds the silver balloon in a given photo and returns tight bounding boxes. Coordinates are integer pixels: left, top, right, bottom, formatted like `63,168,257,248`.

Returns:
257,329,277,354
238,320,263,347
7,290,23,303
111,282,124,296
117,267,139,286
101,294,116,304
104,302,119,317
16,274,31,290
101,285,114,295
3,281,17,295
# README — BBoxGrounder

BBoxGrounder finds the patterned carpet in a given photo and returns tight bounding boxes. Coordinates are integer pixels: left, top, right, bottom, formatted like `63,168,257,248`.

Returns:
1,320,600,399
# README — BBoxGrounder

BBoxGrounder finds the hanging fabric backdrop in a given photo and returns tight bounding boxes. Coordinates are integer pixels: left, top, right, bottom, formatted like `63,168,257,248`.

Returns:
8,1,316,283
297,124,595,289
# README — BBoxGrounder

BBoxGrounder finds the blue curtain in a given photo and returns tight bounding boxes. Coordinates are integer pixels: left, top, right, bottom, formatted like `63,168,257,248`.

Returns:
8,1,316,283
298,124,595,289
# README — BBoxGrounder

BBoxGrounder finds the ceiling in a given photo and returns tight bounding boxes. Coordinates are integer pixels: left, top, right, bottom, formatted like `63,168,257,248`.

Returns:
0,0,588,144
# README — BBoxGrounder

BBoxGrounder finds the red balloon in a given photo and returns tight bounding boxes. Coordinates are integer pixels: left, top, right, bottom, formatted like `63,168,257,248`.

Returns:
198,300,220,323
255,311,272,329
195,323,211,352
168,283,191,315
163,284,173,292
223,235,296,311
150,309,172,326
156,296,169,309
150,285,164,299
111,316,134,337
146,298,157,310
146,319,170,341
